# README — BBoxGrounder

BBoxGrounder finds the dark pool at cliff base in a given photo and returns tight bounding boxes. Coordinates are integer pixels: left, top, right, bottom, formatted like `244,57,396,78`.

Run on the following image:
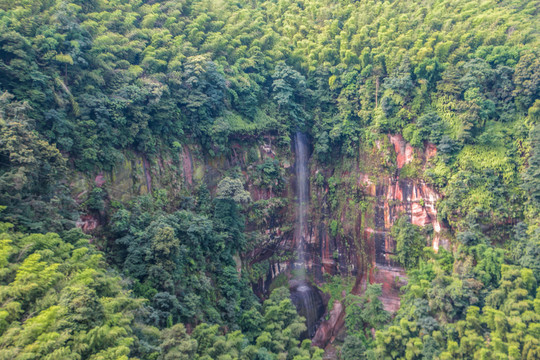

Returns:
290,280,326,339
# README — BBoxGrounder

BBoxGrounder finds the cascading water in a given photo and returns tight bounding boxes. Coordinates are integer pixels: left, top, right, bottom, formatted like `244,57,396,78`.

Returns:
290,281,325,338
294,132,309,275
290,132,325,338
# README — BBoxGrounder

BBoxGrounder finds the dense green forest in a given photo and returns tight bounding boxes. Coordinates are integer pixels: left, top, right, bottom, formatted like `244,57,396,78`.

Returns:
0,0,539,359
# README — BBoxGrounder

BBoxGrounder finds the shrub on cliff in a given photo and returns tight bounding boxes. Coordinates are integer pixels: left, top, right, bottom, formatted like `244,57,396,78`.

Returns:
391,216,426,269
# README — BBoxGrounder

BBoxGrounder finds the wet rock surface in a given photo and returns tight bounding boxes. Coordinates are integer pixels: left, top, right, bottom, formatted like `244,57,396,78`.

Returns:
289,281,326,339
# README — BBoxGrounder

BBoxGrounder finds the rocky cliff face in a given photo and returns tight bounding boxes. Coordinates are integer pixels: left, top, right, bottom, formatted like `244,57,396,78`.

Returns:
303,134,445,284
303,134,447,348
72,134,446,348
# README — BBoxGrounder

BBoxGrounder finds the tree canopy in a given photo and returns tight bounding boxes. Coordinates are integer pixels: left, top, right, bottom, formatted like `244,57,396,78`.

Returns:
0,0,538,359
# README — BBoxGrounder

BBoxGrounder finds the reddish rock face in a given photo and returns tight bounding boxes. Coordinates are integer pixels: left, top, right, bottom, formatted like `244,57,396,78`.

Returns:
309,136,445,345
312,300,346,349
388,134,414,169
94,174,106,187
307,176,443,312
76,214,99,233
370,266,407,313
381,180,442,241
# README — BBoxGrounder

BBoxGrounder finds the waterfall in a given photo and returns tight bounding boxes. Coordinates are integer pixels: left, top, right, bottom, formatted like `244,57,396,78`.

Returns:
294,132,309,275
290,133,325,339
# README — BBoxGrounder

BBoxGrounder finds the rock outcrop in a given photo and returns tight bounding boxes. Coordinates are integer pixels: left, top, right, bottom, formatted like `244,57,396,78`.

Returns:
304,135,446,348
312,299,346,348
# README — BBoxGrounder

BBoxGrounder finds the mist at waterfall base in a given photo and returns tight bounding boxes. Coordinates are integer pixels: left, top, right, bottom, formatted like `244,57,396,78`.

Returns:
289,132,325,339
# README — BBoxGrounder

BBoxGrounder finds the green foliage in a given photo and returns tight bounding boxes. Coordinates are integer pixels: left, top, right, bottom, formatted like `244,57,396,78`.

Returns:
523,124,540,206
511,222,540,282
329,220,339,238
0,0,535,169
0,92,76,231
254,158,285,192
0,223,324,360
112,200,255,327
159,323,197,360
215,177,251,253
345,284,389,333
319,275,355,309
157,288,322,360
0,1,539,359
342,284,389,359
391,216,426,269
0,223,146,359
83,187,107,212
216,177,251,204
0,0,537,248
374,232,540,360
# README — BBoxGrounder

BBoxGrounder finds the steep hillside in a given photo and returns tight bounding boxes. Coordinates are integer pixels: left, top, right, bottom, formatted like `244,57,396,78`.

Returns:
0,0,539,359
